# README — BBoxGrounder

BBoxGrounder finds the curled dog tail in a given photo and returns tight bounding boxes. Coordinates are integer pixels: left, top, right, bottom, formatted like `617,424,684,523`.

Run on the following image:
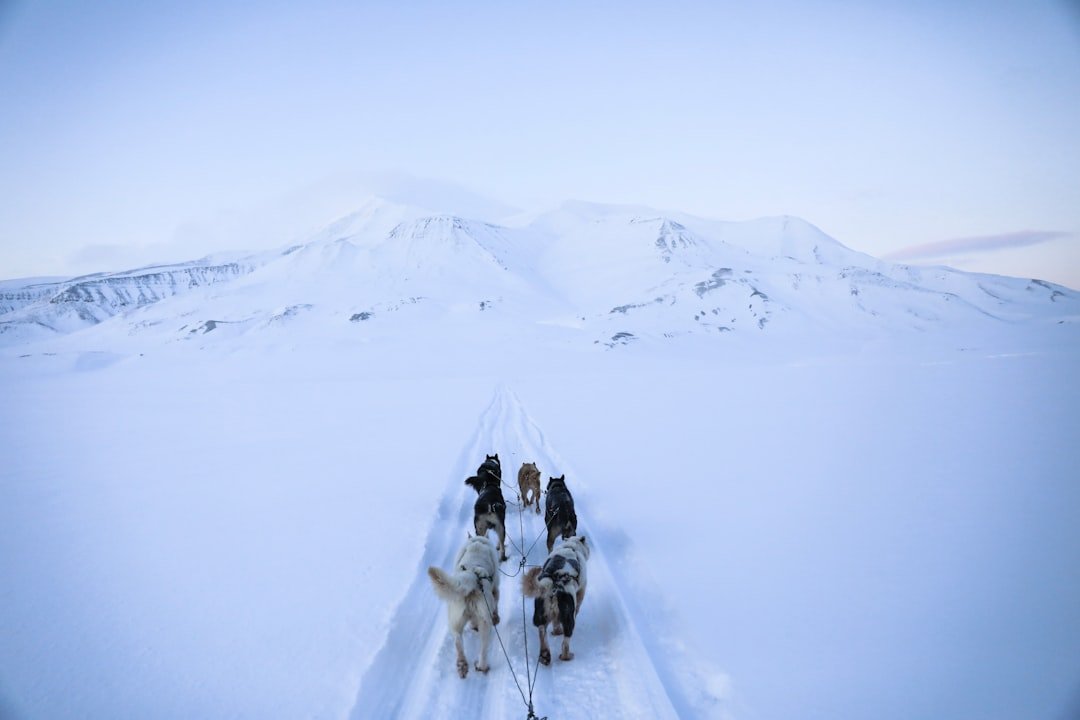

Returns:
521,567,554,598
427,567,480,601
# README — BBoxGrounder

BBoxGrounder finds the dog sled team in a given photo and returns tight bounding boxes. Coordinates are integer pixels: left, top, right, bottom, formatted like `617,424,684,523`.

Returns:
427,453,589,678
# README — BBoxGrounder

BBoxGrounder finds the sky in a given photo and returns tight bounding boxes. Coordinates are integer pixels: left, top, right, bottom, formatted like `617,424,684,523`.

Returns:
1,0,1079,288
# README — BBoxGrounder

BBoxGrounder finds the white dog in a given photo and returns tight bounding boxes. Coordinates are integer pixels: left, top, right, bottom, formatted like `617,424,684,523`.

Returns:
427,535,501,678
522,535,589,664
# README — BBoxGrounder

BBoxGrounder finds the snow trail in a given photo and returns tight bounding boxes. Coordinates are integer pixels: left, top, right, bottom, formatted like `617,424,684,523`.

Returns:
348,385,680,719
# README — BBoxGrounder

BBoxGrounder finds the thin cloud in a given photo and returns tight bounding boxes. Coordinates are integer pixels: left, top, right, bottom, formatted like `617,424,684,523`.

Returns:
884,231,1073,262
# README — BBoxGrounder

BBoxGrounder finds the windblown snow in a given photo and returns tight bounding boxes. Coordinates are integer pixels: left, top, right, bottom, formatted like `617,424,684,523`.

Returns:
1,197,1078,720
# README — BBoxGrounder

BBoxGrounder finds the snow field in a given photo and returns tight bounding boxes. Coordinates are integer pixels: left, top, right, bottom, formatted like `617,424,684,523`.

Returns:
2,341,1079,719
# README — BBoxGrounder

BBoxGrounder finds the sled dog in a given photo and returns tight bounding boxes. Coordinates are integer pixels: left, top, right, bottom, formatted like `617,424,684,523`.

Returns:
522,535,589,664
427,535,501,678
543,474,578,553
465,454,508,562
517,462,542,514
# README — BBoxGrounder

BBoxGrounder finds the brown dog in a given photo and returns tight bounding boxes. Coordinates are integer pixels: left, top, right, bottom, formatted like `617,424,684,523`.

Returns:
517,462,542,514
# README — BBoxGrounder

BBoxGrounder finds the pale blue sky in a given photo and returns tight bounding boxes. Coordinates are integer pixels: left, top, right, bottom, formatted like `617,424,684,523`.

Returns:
1,0,1079,287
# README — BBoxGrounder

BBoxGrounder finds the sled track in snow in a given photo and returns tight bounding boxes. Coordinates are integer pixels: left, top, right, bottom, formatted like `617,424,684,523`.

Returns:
348,385,690,719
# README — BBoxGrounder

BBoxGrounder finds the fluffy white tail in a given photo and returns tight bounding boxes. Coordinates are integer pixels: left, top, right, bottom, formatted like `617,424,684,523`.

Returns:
428,567,481,601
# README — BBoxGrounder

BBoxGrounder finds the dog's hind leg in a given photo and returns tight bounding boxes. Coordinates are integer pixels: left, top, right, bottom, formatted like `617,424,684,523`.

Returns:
554,589,575,638
495,519,508,562
475,620,491,674
491,585,501,626
546,526,558,553
448,607,470,678
557,591,576,661
533,597,552,665
559,636,574,662
537,624,551,666
452,628,468,678
576,586,586,615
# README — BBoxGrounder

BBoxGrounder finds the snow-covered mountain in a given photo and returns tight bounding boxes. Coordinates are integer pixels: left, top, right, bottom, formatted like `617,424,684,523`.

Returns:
0,256,262,345
1,197,1076,352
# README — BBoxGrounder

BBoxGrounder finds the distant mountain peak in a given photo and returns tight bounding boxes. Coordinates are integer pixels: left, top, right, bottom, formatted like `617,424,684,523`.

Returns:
628,216,706,264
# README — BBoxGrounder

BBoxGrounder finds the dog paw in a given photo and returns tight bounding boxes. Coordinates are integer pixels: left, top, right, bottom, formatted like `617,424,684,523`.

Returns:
539,648,551,666
457,659,469,678
475,661,489,674
559,650,575,662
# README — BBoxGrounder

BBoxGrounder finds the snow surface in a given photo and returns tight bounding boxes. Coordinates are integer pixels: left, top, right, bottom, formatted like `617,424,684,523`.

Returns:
1,197,1079,720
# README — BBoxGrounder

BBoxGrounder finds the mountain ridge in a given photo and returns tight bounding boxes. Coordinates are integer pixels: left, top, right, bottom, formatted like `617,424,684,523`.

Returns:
2,196,1076,351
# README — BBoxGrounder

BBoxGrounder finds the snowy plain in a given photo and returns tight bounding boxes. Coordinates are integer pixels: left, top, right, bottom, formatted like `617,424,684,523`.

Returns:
1,198,1079,720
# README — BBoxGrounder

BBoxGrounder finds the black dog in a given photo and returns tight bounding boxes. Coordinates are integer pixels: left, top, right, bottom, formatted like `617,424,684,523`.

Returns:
544,474,578,553
464,453,508,562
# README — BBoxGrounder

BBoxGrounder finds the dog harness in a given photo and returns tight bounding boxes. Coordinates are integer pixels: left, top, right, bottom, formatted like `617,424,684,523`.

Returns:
540,555,580,591
479,459,501,481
